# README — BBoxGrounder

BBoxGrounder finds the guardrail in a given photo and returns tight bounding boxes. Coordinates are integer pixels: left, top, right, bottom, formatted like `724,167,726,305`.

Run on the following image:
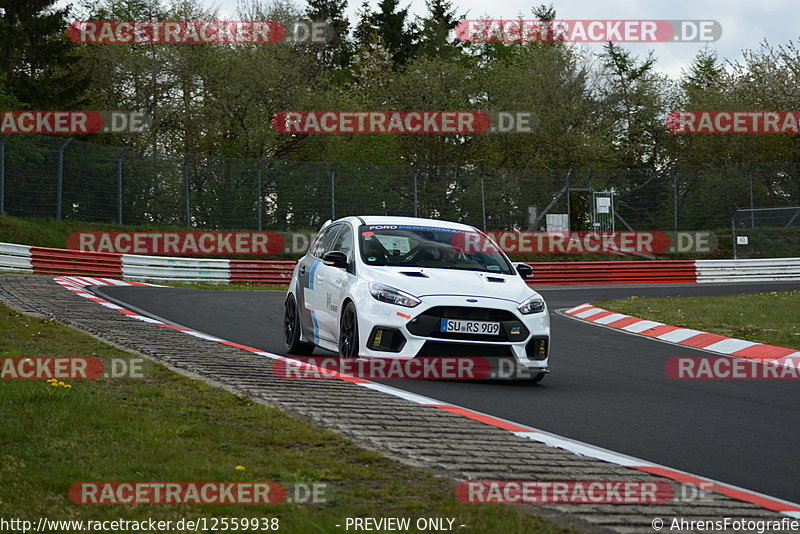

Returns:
695,258,800,283
30,246,123,277
0,243,32,272
2,242,800,286
526,260,697,285
123,255,229,282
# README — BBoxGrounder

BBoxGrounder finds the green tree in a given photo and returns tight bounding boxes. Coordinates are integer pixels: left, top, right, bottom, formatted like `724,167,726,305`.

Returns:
415,0,462,60
354,0,417,66
0,74,23,109
681,46,723,92
305,0,352,69
598,42,674,169
0,0,88,108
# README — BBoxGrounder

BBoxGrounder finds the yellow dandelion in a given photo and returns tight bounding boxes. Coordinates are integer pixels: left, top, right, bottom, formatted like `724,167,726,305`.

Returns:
235,465,245,471
57,381,66,387
50,382,59,387
64,384,72,389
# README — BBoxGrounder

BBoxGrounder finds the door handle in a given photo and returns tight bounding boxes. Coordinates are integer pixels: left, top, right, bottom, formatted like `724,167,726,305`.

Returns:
299,265,306,275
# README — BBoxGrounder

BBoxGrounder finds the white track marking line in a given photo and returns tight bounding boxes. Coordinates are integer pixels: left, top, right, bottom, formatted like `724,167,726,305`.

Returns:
184,331,225,341
703,338,760,354
593,313,629,325
360,383,442,405
513,430,657,468
78,277,107,286
566,303,592,314
575,308,602,318
622,320,663,333
103,278,133,286
130,316,167,324
656,328,704,343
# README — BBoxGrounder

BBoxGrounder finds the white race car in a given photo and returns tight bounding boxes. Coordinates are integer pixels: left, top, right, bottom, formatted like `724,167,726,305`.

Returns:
283,216,550,381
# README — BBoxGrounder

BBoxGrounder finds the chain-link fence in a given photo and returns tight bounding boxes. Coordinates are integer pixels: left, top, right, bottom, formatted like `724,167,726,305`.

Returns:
2,133,800,232
732,207,800,259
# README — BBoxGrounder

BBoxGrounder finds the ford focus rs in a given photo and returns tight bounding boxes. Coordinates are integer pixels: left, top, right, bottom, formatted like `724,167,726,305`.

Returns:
283,216,550,381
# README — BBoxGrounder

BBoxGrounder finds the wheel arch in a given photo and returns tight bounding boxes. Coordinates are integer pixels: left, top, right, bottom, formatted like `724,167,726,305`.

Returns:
339,296,356,323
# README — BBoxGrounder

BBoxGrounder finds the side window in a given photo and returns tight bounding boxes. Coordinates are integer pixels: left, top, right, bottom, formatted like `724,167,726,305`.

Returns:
309,233,324,258
311,225,341,258
330,225,354,262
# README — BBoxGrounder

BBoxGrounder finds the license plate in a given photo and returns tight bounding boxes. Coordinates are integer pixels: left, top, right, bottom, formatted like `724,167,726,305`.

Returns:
440,319,501,335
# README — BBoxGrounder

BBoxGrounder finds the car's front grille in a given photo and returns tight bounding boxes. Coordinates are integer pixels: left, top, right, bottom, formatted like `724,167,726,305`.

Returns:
424,306,516,321
406,306,528,342
414,341,515,359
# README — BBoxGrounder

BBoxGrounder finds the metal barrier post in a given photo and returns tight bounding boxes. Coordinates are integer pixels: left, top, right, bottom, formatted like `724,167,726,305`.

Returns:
673,174,679,232
480,173,487,230
116,148,128,225
56,138,73,220
257,159,264,231
183,154,192,228
748,163,755,228
413,167,418,218
0,134,9,216
330,162,337,220
565,169,572,228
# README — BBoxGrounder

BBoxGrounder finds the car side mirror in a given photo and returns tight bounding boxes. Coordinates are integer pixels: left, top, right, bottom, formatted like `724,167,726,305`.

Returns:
514,262,533,279
323,250,349,269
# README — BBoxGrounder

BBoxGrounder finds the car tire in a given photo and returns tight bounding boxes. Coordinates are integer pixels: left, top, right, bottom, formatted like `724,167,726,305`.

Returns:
284,294,315,355
339,301,360,360
529,372,546,384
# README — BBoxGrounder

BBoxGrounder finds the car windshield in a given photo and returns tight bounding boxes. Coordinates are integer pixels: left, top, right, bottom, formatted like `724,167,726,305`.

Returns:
358,224,514,274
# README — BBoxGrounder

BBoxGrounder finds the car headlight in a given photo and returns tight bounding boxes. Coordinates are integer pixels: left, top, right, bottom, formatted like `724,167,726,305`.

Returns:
369,283,421,308
517,296,545,315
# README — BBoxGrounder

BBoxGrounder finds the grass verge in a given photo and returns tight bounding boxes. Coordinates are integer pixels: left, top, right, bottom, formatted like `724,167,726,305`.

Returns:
594,290,800,350
0,302,573,533
0,215,302,261
0,215,188,250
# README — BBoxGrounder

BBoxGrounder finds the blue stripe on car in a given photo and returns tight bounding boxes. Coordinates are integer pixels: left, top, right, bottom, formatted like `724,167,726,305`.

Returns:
311,310,320,344
309,260,320,290
309,260,321,342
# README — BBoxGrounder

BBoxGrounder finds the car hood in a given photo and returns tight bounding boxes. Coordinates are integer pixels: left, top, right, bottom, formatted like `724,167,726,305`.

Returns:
362,266,539,304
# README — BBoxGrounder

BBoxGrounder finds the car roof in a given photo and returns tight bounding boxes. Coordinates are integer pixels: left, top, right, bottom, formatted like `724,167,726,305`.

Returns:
332,215,478,232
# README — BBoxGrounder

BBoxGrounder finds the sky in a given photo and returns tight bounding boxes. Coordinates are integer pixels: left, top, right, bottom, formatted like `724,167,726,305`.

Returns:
64,0,799,78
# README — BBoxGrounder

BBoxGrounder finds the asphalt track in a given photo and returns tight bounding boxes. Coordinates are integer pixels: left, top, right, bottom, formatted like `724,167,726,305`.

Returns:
95,281,800,504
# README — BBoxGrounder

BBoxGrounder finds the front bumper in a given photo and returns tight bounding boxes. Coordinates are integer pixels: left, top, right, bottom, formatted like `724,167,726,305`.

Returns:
353,294,550,371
